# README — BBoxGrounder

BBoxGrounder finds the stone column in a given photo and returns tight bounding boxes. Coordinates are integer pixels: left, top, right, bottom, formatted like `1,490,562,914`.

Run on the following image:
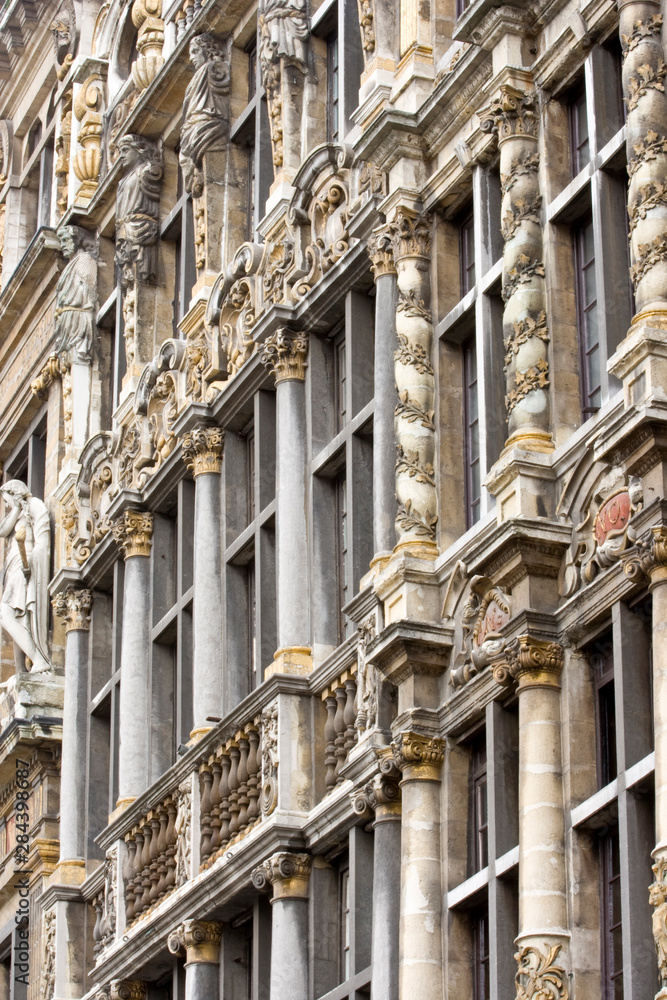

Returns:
352,749,401,1000
260,330,311,675
112,510,153,808
367,227,398,559
181,426,224,737
110,982,147,1000
388,210,438,556
391,731,445,1000
251,852,312,1000
480,86,553,454
492,636,569,996
625,526,667,995
168,919,223,1000
52,587,92,863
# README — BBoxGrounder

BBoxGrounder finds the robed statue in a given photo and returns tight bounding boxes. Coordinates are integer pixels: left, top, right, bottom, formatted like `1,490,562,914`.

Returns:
179,33,230,197
54,225,97,363
0,480,50,673
259,0,309,69
115,134,162,285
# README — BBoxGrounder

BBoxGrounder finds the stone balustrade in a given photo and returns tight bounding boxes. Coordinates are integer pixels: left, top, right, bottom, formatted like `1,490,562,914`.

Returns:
123,785,189,924
321,668,359,791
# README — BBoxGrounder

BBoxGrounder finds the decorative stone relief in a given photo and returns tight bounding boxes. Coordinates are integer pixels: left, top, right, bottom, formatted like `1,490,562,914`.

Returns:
290,162,352,300
173,780,192,886
451,575,511,687
357,0,375,54
367,224,395,278
115,416,154,489
480,86,551,452
93,846,117,954
112,510,154,559
650,854,667,994
50,0,77,80
72,74,104,204
54,225,98,363
351,759,400,816
0,480,51,673
561,466,643,597
55,90,72,216
181,425,225,476
0,120,12,185
514,943,568,1000
135,340,186,484
491,635,564,688
260,701,278,815
180,33,230,197
260,328,308,382
262,233,294,304
389,210,438,546
258,0,309,170
52,587,92,632
41,909,56,999
355,615,378,736
68,431,114,565
131,0,165,91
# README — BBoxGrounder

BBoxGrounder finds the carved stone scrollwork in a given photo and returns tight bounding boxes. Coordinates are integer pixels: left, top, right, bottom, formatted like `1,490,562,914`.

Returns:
260,701,278,815
650,854,667,993
391,731,445,778
52,587,93,632
624,524,667,582
110,983,147,1000
181,426,225,476
491,635,564,689
168,919,222,963
30,352,70,402
72,75,104,204
260,328,308,382
251,852,312,899
112,510,154,559
292,176,351,301
50,0,78,80
514,943,568,1000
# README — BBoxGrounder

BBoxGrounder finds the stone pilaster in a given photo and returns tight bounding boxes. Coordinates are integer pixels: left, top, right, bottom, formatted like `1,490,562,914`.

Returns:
388,210,438,556
53,587,92,864
493,635,569,994
112,511,154,807
252,852,312,1000
260,331,311,676
480,86,552,454
368,227,399,560
168,919,222,998
181,426,224,736
391,731,445,999
624,526,667,996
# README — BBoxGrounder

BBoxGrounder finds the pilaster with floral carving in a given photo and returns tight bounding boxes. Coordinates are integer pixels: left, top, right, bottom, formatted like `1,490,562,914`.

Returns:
112,510,154,559
181,426,224,476
388,210,438,553
492,635,568,994
480,86,552,453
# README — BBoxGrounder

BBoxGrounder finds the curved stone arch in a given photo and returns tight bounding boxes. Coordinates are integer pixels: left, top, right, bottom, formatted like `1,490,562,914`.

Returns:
288,142,354,225
0,119,13,183
97,0,136,96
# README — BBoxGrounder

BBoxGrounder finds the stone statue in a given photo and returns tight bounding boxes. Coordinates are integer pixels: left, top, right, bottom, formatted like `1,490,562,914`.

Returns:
54,225,98,363
259,0,309,69
115,134,162,285
651,874,667,988
179,33,230,197
0,481,51,673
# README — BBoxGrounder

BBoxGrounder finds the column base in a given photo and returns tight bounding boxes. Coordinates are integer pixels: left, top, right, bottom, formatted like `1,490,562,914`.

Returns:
392,539,439,560
53,858,87,885
110,796,136,822
265,646,313,678
502,429,554,455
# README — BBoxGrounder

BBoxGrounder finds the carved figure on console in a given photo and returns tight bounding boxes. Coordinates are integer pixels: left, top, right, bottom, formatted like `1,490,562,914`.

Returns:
54,225,98,363
50,0,78,80
259,0,309,68
0,481,50,673
115,134,162,285
651,858,667,991
179,33,230,197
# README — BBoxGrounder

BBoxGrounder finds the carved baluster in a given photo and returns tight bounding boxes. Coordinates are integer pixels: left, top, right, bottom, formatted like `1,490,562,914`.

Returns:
156,802,169,898
124,834,137,922
209,757,222,854
129,828,143,920
246,728,260,823
237,736,250,832
164,797,177,890
184,0,193,27
324,694,337,790
139,819,152,914
92,894,103,954
200,765,213,860
334,684,347,782
228,743,240,836
343,678,357,759
219,753,231,845
148,814,161,904
175,8,186,41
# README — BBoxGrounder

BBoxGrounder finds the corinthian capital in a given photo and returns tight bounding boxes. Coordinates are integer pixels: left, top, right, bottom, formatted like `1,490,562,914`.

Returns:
109,983,147,1000
388,209,431,262
491,634,563,689
52,587,93,632
260,329,309,383
391,731,445,778
367,226,396,277
112,510,154,558
167,919,222,963
181,426,224,476
251,851,312,899
624,525,667,584
479,85,538,143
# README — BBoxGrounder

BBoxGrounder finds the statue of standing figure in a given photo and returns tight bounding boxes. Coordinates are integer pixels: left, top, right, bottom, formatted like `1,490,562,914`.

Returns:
54,225,98,363
0,480,51,673
179,33,230,197
115,134,162,285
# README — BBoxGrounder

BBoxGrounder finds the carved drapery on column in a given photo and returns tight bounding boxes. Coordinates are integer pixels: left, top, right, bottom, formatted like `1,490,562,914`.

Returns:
619,1,667,323
388,211,438,552
260,328,309,382
480,86,552,454
167,918,223,962
52,587,92,632
112,510,154,559
181,425,225,476
73,75,104,205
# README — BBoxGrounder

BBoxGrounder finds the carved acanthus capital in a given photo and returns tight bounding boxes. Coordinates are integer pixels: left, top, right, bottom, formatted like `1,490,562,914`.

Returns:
391,731,445,779
514,943,568,1000
624,525,667,585
109,983,147,1000
94,989,111,1000
479,85,538,144
112,510,154,558
52,587,92,632
367,226,395,277
492,634,564,690
181,426,224,476
260,329,309,382
167,919,222,963
388,210,432,262
251,851,312,900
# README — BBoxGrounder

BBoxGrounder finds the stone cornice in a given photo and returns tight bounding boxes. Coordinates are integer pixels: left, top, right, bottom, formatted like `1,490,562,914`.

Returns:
366,619,454,686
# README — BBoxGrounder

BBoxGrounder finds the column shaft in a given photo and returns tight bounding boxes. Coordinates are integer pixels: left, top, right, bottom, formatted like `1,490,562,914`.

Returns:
60,626,89,859
652,572,667,841
270,897,309,1000
192,471,222,732
371,811,400,1000
118,553,151,802
184,962,219,1000
276,378,308,650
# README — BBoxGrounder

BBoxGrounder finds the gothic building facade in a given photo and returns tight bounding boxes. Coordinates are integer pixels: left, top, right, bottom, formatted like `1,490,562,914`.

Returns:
0,0,664,996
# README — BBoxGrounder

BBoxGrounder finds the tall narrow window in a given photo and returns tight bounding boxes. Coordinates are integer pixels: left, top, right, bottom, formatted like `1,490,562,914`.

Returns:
246,424,256,524
463,337,481,527
327,32,340,142
570,87,590,175
600,826,623,999
247,559,257,689
336,473,348,640
334,331,347,431
472,907,490,1000
574,216,601,414
340,867,351,980
471,733,488,871
591,634,617,788
460,211,476,296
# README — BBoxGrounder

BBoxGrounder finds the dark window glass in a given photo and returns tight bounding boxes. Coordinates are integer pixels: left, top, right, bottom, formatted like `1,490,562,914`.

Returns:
591,633,617,788
463,337,481,528
336,473,348,640
327,33,339,142
460,211,476,296
471,732,488,871
570,87,590,175
574,215,601,415
472,907,490,1000
334,333,347,432
600,826,623,999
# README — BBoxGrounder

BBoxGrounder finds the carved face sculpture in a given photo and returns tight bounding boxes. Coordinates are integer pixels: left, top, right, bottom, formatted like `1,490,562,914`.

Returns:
51,17,71,64
651,881,666,907
189,39,206,69
117,138,142,172
59,227,77,259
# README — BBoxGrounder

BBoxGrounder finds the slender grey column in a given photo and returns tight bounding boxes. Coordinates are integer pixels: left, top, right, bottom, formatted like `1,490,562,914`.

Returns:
168,920,222,1000
368,231,398,558
112,510,153,807
260,331,310,672
52,587,92,861
252,852,312,1000
182,426,224,736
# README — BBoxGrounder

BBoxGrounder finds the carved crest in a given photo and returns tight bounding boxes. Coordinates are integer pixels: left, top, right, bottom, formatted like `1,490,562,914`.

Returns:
450,574,511,688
